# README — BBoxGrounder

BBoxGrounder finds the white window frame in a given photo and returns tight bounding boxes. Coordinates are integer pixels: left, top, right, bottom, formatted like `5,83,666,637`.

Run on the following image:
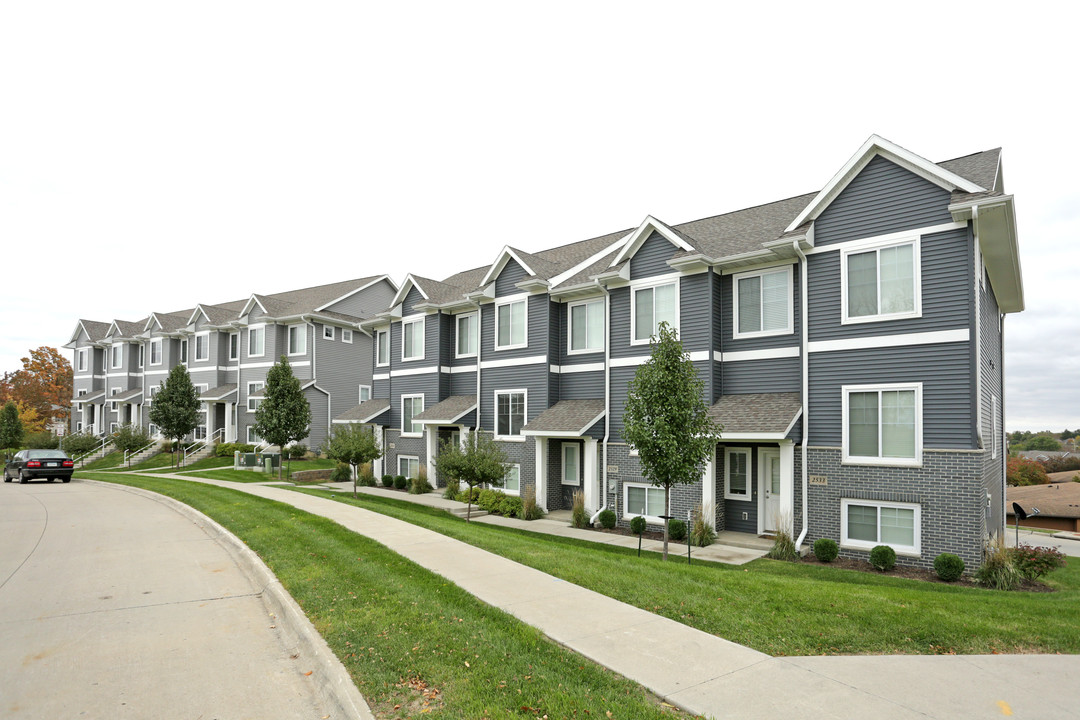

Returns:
323,325,335,340
456,311,478,358
287,324,307,356
138,344,144,368
147,385,160,404
841,383,923,467
111,344,122,369
359,385,371,403
494,389,527,441
622,482,667,525
247,381,265,413
179,338,188,365
248,325,265,358
398,455,420,479
731,265,794,339
110,422,119,433
376,329,389,367
194,332,210,362
561,442,580,486
567,298,605,355
502,464,521,496
228,333,239,361
723,447,752,501
77,348,88,372
247,426,261,443
494,298,528,351
840,237,922,325
401,394,424,437
147,423,158,438
630,277,680,345
76,421,84,433
841,498,921,555
342,329,353,344
401,316,425,361
110,387,120,411
150,339,162,366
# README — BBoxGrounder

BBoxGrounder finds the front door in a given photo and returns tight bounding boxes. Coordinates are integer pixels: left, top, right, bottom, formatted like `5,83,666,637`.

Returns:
760,449,782,534
560,441,581,509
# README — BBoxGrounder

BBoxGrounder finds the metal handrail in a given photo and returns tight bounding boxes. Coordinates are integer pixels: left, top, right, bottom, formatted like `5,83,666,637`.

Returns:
75,437,110,467
125,438,159,467
182,428,224,465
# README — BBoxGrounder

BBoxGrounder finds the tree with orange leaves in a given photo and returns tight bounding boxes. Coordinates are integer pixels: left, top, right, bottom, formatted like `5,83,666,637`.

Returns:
1,347,73,426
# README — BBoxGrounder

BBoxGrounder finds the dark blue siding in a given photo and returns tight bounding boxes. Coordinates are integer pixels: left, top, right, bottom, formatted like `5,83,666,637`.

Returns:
722,357,800,395
629,232,678,280
495,258,529,297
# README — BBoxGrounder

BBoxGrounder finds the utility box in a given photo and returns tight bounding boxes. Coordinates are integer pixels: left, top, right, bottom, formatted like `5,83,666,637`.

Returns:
260,452,281,470
240,453,260,468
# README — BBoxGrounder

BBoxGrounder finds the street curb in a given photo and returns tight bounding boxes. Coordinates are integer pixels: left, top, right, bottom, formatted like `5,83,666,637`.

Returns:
82,479,374,720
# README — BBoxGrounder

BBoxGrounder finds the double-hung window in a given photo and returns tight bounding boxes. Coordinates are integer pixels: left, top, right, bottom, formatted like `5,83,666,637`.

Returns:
376,329,389,366
503,464,521,495
724,447,751,500
632,280,678,343
248,326,265,357
495,390,525,439
402,317,424,361
247,381,264,412
342,329,353,344
288,324,306,355
111,345,122,369
179,339,188,364
358,385,371,403
733,266,792,337
399,455,420,479
568,299,604,353
495,299,527,350
228,333,239,361
77,349,88,372
150,339,162,365
842,239,920,323
401,394,424,436
843,383,922,466
456,312,478,357
842,499,920,554
195,333,209,362
624,483,666,523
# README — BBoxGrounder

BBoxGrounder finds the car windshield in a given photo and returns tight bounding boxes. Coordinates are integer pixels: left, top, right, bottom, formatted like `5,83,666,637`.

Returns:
27,450,69,459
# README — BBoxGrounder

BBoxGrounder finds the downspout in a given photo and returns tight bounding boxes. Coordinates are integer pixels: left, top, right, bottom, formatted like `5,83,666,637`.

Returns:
793,239,810,550
973,205,985,450
589,281,612,524
473,300,483,435
305,318,330,442
999,312,1007,537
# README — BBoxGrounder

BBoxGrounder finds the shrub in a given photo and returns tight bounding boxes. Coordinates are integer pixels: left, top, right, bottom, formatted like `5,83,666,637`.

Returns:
498,496,524,518
766,529,798,561
690,503,716,547
869,545,897,571
1011,544,1066,580
358,462,376,487
287,444,308,460
813,538,839,563
598,508,617,529
216,442,256,457
61,431,100,457
571,490,587,528
668,518,687,542
111,424,152,455
1006,456,1049,486
443,477,461,500
521,486,544,521
478,489,504,512
455,487,481,504
629,516,647,535
976,539,1022,590
934,553,965,581
393,475,407,490
408,475,433,494
25,431,60,449
381,474,394,488
1040,455,1080,474
329,462,351,482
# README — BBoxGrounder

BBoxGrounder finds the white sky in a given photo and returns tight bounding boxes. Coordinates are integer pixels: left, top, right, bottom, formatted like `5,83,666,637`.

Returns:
1,2,1076,432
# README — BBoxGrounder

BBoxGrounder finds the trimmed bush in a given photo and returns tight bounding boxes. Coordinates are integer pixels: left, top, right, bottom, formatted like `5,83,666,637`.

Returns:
216,442,256,457
630,516,647,535
934,553,965,581
443,477,460,500
521,486,544,520
668,518,687,542
393,475,408,490
498,496,524,518
287,444,308,460
571,490,587,529
61,431,101,456
813,538,839,563
381,474,394,488
478,488,504,512
869,545,897,571
329,462,351,482
598,508,617,529
455,487,481,504
1011,544,1066,580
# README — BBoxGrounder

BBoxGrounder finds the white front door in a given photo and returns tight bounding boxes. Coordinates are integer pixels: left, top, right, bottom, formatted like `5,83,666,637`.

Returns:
760,448,782,534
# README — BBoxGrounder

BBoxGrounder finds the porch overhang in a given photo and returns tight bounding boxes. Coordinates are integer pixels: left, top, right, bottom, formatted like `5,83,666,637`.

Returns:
708,392,802,441
110,388,144,403
200,384,237,402
73,390,106,403
412,396,477,425
522,399,605,438
332,398,390,425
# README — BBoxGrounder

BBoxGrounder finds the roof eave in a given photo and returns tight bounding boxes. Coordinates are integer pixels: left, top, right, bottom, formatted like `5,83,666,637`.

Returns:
951,195,1024,313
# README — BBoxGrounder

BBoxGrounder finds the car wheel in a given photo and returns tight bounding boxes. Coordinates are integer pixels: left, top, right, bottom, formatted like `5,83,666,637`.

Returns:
62,478,71,483
20,473,28,484
3,472,10,483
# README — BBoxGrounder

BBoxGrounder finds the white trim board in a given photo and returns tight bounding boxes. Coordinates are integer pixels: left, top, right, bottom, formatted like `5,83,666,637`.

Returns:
807,329,968,354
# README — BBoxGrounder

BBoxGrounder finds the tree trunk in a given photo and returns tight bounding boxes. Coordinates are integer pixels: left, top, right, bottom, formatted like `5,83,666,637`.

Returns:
466,483,473,522
662,484,670,560
352,462,358,499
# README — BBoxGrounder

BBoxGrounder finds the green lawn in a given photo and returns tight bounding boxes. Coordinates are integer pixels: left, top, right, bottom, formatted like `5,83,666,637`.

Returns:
159,457,338,483
79,451,126,470
80,472,693,720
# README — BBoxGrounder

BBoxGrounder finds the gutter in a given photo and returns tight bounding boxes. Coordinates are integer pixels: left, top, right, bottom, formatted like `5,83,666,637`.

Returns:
793,238,810,551
589,280,612,525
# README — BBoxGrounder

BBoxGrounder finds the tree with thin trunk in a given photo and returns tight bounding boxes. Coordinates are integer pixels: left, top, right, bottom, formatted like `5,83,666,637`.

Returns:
622,322,722,560
323,423,382,498
149,364,201,466
0,401,25,454
433,432,508,521
252,356,311,480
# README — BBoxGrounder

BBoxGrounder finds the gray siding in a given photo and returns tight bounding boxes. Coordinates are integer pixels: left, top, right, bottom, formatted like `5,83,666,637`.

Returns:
479,295,549,361
403,286,426,316
314,321,368,432
557,369,605,400
718,444,757,534
679,272,711,354
389,373,441,430
814,156,953,246
304,387,330,449
720,264,801,351
451,371,477,397
494,258,529,297
721,356,800,395
324,278,397,319
629,232,677,280
608,361,709,442
479,365,548,433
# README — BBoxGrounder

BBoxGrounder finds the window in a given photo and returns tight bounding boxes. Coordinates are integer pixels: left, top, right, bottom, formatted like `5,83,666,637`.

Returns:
842,499,920,554
568,299,604,353
150,339,162,365
110,388,120,411
148,423,157,437
76,421,84,433
456,312,478,357
842,239,920,323
402,317,425,360
228,333,239,361
398,455,420,479
323,325,335,340
342,329,353,344
376,330,389,366
495,300,527,350
180,339,188,364
733,266,792,337
138,344,144,368
359,385,371,403
78,389,87,397
195,333,209,362
843,383,922,466
247,426,261,443
110,422,119,433
248,326,265,357
288,324,306,355
624,483,667,523
148,386,160,404
77,349,88,372
503,464,521,495
495,390,525,438
247,381,264,412
111,344,122,369
632,280,678,343
561,443,580,486
401,394,424,436
724,447,751,500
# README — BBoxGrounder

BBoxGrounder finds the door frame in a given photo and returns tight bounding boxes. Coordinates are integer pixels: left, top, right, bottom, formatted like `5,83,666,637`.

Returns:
756,443,795,536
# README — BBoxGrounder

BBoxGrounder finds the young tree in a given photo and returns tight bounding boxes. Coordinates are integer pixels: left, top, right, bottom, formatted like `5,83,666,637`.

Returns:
0,401,25,453
148,364,201,466
322,423,383,498
434,432,508,521
622,322,722,560
111,424,152,461
252,356,312,480
0,346,73,426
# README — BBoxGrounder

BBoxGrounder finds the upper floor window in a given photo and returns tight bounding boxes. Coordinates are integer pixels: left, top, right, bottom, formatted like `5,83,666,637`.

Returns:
288,324,306,355
228,333,239,361
247,381,264,412
842,239,920,324
150,339,162,365
77,348,88,372
401,394,424,436
402,317,425,361
376,329,389,366
569,299,604,353
733,266,792,338
138,344,144,368
195,333,209,362
842,383,922,466
359,385,371,403
111,344,122,369
456,312,478,358
632,280,678,344
495,390,525,439
248,326,265,357
495,300,527,350
323,325,335,340
179,338,188,364
342,329,353,344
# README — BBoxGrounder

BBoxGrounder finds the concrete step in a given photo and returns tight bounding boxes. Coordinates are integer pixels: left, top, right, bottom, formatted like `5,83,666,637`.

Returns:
447,507,488,519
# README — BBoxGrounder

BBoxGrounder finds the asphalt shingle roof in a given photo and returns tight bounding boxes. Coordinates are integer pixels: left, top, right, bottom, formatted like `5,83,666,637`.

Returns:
521,399,606,435
200,384,238,401
109,388,144,402
333,398,391,423
707,393,801,435
1008,482,1080,520
412,396,477,424
79,320,111,342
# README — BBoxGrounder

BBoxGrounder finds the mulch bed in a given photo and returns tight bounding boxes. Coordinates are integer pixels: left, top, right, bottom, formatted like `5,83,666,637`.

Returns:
797,554,1055,592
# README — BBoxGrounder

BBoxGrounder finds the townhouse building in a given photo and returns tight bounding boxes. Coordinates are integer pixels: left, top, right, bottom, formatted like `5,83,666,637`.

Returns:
342,136,1022,569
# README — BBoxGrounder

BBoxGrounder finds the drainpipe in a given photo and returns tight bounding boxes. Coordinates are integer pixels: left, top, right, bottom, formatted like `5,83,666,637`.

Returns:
589,281,612,524
473,300,483,435
999,312,1007,537
973,205,985,451
305,318,330,443
793,239,810,550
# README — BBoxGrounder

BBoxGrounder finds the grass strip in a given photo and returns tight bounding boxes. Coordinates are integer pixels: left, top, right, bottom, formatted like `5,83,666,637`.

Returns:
82,472,694,719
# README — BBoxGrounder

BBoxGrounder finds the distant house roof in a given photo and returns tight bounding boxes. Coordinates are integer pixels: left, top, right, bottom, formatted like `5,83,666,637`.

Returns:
1017,450,1073,461
707,393,802,438
1008,482,1080,519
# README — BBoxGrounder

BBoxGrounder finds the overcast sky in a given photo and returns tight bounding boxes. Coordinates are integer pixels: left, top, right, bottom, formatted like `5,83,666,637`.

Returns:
1,2,1076,432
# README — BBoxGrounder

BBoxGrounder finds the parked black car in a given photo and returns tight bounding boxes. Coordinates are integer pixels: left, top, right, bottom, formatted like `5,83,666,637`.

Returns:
4,449,75,483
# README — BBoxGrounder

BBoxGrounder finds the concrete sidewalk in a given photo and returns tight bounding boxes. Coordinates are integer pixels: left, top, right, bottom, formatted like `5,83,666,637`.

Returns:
131,472,1080,719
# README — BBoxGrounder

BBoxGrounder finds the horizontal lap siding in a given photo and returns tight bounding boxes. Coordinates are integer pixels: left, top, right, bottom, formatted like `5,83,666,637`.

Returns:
722,356,800,394
720,265,801,351
495,258,529,297
451,371,476,396
679,273,711,354
390,374,441,430
480,366,548,434
629,233,677,280
718,445,757,533
609,361,709,442
480,295,549,361
304,388,329,449
558,370,604,399
608,286,635,360
315,324,366,433
325,279,396,318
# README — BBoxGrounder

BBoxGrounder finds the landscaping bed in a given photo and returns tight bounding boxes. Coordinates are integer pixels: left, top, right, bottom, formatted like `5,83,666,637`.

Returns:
795,554,1056,592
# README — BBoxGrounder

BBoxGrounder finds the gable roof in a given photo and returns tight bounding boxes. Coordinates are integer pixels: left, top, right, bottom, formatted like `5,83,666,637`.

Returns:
240,276,389,322
610,216,697,267
145,311,192,335
66,319,111,347
521,399,606,437
332,398,391,424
